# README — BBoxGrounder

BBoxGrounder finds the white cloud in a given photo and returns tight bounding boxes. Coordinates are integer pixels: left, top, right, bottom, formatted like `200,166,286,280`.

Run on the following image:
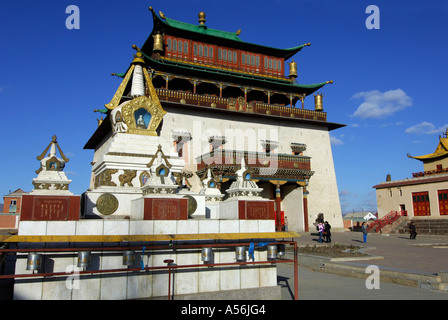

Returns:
330,134,343,146
405,122,448,135
351,89,412,119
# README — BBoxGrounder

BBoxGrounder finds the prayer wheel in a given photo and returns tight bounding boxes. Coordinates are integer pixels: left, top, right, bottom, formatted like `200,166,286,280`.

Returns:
77,251,91,268
267,245,277,260
122,250,135,267
235,246,247,262
276,244,286,258
26,253,42,271
201,247,213,263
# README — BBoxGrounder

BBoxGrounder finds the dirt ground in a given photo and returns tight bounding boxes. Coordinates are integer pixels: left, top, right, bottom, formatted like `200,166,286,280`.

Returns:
296,243,368,257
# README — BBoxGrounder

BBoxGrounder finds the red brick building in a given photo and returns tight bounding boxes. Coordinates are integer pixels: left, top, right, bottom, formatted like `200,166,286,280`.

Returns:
0,188,27,229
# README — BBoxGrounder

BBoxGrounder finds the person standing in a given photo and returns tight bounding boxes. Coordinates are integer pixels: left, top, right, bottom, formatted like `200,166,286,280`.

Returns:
409,222,417,239
361,222,368,243
324,221,332,243
317,221,324,243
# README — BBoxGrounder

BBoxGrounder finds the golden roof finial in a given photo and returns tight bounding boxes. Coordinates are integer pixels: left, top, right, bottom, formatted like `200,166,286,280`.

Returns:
131,45,145,64
236,29,241,36
198,11,206,25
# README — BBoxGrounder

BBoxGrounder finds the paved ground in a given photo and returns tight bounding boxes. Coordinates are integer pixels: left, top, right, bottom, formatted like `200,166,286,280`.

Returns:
276,231,448,300
277,264,448,300
295,231,448,275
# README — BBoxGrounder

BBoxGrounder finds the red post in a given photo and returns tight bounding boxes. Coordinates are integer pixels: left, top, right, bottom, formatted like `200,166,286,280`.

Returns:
275,184,282,231
294,241,298,300
164,259,174,300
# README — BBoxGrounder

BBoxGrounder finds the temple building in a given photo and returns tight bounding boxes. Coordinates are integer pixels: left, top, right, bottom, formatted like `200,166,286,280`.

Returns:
85,8,345,232
5,6,346,300
374,130,448,219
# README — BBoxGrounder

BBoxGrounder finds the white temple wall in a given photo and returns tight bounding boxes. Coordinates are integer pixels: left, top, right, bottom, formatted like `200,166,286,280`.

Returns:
160,107,344,231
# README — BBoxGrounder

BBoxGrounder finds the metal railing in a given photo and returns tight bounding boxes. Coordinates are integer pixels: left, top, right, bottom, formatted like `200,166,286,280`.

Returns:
367,210,407,233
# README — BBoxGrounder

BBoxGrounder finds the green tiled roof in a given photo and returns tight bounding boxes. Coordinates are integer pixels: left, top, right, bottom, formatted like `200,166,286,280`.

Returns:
164,17,243,42
147,8,307,59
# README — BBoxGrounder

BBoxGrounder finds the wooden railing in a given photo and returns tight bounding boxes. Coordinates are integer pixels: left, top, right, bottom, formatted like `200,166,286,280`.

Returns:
155,88,327,122
196,149,311,171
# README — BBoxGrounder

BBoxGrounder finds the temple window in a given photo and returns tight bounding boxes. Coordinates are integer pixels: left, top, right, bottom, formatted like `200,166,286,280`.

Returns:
173,39,177,51
184,41,188,54
167,38,172,50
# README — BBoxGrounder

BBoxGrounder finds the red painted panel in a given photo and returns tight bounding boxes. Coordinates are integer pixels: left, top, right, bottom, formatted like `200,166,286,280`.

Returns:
143,198,188,220
238,200,275,220
21,195,80,221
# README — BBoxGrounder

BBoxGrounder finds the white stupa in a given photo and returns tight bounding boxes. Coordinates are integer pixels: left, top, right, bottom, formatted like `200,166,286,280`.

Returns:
226,157,263,198
31,135,73,195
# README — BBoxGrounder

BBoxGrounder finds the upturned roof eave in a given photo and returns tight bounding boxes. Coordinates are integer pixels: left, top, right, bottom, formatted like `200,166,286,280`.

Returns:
407,138,448,162
143,8,306,59
144,54,328,96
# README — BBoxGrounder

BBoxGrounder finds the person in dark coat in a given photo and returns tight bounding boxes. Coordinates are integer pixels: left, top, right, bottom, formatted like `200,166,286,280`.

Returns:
324,221,332,243
409,222,417,239
361,222,368,243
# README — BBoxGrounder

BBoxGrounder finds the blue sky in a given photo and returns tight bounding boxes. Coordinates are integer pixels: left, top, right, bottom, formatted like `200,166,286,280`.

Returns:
1,0,447,214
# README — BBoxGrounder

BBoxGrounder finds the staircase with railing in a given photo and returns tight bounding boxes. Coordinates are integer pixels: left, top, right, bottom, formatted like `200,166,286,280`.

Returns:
367,210,407,233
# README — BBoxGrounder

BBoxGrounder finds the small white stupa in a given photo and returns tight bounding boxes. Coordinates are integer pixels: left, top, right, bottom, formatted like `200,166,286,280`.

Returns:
141,145,178,195
199,168,224,202
31,135,73,195
226,157,263,198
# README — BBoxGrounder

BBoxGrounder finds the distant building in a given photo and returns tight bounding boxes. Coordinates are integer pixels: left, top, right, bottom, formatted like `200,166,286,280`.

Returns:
373,130,448,219
343,211,377,230
1,188,27,229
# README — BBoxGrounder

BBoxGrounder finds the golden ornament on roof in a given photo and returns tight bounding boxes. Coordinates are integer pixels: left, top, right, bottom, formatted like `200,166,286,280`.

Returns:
198,11,206,25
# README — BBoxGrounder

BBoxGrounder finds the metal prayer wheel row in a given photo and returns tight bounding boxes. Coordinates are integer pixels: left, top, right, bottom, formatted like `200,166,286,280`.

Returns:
26,245,286,272
26,250,137,272
201,244,286,264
